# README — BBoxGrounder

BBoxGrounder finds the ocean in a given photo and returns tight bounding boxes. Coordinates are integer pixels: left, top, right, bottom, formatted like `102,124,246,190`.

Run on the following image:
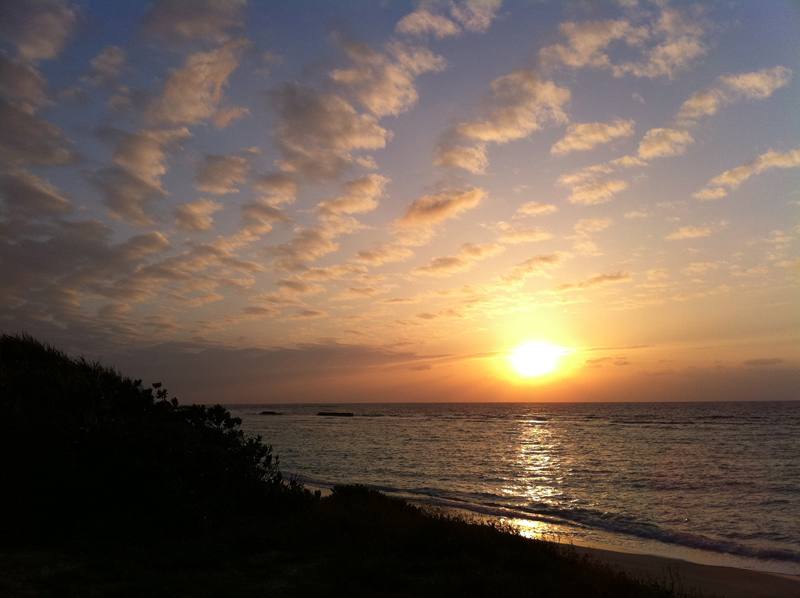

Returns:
232,402,800,575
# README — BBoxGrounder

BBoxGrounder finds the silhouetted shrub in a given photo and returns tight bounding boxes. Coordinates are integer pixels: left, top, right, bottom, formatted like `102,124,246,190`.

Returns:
0,334,295,539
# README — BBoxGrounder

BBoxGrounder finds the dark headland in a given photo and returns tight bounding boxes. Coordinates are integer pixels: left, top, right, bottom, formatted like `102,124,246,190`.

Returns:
0,333,767,597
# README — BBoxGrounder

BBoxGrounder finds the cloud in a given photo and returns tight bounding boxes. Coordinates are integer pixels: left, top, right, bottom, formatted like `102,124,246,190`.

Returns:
540,6,706,79
436,69,569,173
396,0,502,38
742,358,784,367
400,186,486,227
241,200,287,235
270,83,390,180
142,0,245,43
665,225,712,240
107,127,190,187
0,52,48,112
496,224,553,244
269,226,341,271
694,147,800,200
515,201,558,218
86,46,125,86
637,127,693,160
90,126,190,225
174,199,222,231
613,7,706,79
211,105,249,129
449,0,503,33
90,167,164,226
356,244,414,265
504,253,563,282
396,9,461,38
318,174,389,215
0,98,75,165
414,242,504,276
0,0,77,62
253,173,297,206
195,153,249,194
567,179,628,205
574,217,612,236
331,39,445,117
147,39,247,126
540,19,647,71
0,169,71,221
624,210,648,220
557,271,631,292
456,69,570,143
434,142,488,174
290,309,327,320
678,66,792,123
551,118,634,155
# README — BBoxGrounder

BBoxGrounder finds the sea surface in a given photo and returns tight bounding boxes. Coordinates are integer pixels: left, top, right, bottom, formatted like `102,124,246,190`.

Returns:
232,402,800,575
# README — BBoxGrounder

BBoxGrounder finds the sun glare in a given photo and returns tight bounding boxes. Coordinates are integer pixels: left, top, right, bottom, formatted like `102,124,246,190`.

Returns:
509,341,570,378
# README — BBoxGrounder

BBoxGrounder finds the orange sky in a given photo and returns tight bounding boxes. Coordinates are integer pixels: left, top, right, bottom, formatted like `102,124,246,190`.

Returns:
1,0,798,402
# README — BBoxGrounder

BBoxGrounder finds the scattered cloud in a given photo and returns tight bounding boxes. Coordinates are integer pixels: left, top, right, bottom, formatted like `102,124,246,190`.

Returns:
0,98,75,165
142,0,245,44
515,201,558,218
0,169,72,221
0,0,77,62
678,66,792,123
637,127,693,160
0,52,49,111
742,358,783,367
557,271,631,292
195,153,249,194
540,6,706,79
415,242,504,277
253,173,297,206
175,199,222,231
434,141,488,174
331,39,445,117
455,69,570,143
212,105,250,129
86,46,125,86
356,244,414,266
694,147,800,200
396,0,502,38
567,179,628,205
318,174,389,215
436,68,569,173
503,253,563,282
147,39,247,126
270,84,389,180
396,9,460,38
496,224,553,244
400,186,486,227
665,225,712,241
551,118,635,155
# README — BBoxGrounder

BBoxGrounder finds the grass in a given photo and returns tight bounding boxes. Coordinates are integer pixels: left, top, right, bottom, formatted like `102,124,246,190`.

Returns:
0,333,691,597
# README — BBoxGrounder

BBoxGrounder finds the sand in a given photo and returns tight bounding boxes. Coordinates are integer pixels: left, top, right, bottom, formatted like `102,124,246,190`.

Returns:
574,546,800,598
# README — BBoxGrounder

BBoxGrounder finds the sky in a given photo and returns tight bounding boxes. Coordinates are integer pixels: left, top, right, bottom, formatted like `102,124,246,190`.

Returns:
1,0,798,403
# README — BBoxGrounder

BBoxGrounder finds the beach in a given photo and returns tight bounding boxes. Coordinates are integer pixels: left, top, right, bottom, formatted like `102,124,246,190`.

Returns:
577,546,800,598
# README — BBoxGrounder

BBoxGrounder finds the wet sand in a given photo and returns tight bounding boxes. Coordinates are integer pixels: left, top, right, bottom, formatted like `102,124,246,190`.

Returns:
575,546,800,598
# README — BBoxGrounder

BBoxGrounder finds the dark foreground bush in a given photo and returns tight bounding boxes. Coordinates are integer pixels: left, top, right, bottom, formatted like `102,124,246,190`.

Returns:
0,334,302,539
0,334,686,597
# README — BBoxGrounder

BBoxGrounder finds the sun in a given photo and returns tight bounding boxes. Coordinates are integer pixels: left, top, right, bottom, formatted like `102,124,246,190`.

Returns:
509,341,570,378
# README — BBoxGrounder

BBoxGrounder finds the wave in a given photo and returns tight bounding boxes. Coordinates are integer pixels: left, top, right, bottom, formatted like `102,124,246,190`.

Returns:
291,473,800,565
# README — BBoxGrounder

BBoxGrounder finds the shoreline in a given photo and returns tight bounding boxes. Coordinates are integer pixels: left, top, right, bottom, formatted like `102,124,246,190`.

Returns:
413,502,800,597
574,545,800,598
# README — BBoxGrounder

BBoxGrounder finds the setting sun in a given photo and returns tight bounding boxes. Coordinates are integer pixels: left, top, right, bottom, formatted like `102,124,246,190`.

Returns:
509,341,570,378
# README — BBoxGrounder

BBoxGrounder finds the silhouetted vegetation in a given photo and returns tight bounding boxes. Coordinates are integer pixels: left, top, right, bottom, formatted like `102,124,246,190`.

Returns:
0,333,689,596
